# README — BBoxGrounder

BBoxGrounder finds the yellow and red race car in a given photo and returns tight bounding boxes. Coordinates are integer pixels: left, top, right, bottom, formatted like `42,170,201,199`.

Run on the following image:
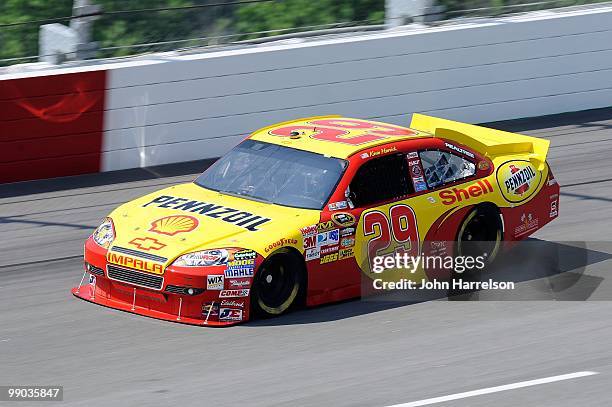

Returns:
72,114,559,325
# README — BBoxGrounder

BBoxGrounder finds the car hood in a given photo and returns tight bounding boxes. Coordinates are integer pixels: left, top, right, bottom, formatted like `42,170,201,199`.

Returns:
106,182,320,268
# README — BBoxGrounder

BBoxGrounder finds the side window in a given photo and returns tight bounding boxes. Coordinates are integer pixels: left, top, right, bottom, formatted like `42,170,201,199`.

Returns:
349,154,412,207
419,150,476,189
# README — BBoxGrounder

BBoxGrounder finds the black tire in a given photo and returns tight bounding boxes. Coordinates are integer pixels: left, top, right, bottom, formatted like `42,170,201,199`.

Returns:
456,204,503,265
251,249,305,318
449,205,503,300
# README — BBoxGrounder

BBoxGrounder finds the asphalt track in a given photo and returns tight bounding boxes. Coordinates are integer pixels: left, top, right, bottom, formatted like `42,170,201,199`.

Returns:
2,108,612,407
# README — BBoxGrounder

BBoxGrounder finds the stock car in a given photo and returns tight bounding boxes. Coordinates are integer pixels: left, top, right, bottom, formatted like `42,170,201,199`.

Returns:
72,114,560,326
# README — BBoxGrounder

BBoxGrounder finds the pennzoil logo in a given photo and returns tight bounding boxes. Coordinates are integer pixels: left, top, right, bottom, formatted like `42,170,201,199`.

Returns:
107,252,164,274
496,160,542,203
149,215,199,236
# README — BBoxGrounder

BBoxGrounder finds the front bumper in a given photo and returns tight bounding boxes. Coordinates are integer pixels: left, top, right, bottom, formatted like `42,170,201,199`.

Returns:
71,237,255,326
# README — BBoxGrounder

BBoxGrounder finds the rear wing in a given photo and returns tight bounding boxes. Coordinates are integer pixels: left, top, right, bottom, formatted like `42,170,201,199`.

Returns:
410,114,549,170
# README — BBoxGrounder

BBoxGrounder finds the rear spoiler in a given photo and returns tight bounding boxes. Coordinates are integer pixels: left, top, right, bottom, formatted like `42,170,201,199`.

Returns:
410,114,549,170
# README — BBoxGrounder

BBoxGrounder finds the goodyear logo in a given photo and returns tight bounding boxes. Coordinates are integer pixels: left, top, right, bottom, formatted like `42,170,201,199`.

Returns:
143,195,271,232
107,252,164,274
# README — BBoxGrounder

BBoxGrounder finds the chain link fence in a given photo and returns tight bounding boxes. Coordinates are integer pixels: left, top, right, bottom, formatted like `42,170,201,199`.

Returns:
0,0,609,66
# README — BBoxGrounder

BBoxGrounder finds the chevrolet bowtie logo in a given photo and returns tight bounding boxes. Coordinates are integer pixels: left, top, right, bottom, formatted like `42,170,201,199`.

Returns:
128,237,166,251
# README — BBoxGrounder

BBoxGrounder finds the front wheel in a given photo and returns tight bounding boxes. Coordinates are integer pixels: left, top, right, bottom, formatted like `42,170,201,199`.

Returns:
251,250,304,318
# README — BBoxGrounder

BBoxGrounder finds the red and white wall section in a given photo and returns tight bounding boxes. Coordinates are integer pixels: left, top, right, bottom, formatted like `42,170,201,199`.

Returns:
2,4,611,184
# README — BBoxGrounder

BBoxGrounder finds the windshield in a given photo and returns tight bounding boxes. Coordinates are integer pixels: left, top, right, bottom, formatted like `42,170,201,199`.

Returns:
195,139,347,210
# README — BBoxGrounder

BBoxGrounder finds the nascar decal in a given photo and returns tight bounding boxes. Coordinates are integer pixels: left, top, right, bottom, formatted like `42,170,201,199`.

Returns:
331,212,356,227
149,215,198,236
496,160,542,203
143,195,271,231
107,252,164,274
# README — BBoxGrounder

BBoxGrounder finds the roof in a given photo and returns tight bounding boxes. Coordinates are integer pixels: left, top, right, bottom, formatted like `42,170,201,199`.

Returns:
249,116,429,159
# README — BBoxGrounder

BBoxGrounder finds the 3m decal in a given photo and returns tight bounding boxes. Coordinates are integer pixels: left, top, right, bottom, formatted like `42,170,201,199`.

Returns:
143,195,271,231
439,180,493,205
129,237,166,251
496,160,543,203
107,252,164,274
206,274,224,290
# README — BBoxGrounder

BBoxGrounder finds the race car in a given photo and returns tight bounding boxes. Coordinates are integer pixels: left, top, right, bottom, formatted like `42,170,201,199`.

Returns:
72,114,559,325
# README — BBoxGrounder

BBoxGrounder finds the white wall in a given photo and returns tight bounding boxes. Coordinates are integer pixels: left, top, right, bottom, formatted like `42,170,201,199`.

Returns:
102,5,612,171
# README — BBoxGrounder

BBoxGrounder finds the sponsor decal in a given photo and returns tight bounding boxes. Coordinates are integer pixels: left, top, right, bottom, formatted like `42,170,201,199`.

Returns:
414,181,428,192
303,234,317,249
445,142,475,158
331,212,356,227
143,195,271,231
478,161,490,171
220,300,245,308
360,152,369,159
219,289,250,298
149,215,198,236
305,247,320,261
317,220,335,231
429,240,448,256
363,146,397,158
550,200,558,218
107,252,164,274
300,225,317,238
88,274,96,285
328,201,348,211
206,274,224,290
496,161,542,203
439,179,494,205
224,259,255,278
407,152,419,159
317,229,340,247
321,245,339,255
339,247,354,260
219,308,243,321
196,249,229,266
234,249,257,261
340,227,355,237
427,196,436,203
265,237,298,253
411,164,422,177
514,213,539,237
320,252,339,264
341,237,355,248
202,302,219,316
128,237,166,251
229,279,251,288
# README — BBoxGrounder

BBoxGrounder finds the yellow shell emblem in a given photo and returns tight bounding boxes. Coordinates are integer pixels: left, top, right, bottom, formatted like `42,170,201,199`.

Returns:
149,215,199,236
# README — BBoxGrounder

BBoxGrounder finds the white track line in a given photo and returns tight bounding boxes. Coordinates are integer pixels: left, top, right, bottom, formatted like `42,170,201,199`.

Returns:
386,371,599,407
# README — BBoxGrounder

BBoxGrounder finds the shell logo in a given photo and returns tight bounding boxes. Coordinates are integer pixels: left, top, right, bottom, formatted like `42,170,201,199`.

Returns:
149,215,199,236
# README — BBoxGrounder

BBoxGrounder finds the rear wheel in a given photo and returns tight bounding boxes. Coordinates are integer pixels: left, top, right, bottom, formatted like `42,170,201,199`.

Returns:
251,250,304,318
449,205,503,299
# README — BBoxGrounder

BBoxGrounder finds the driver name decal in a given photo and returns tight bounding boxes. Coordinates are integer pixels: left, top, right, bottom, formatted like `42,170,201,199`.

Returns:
143,195,271,231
